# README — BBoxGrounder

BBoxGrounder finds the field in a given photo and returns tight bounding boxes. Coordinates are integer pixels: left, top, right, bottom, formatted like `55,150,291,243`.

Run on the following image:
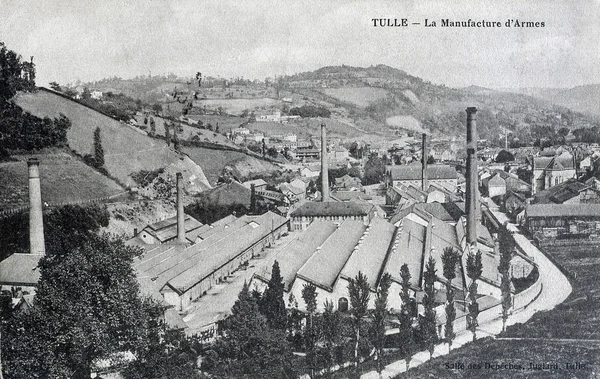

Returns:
132,114,239,148
396,243,600,379
192,97,283,115
182,146,280,184
0,152,124,212
320,86,390,108
245,117,364,140
15,90,181,186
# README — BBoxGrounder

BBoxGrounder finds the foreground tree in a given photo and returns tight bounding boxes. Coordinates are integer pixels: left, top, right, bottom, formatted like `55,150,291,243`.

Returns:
498,229,514,331
441,247,460,350
398,263,415,369
321,299,340,373
2,234,152,378
206,282,292,378
348,271,371,370
301,283,318,377
263,261,287,329
371,272,391,377
466,247,483,341
422,257,438,358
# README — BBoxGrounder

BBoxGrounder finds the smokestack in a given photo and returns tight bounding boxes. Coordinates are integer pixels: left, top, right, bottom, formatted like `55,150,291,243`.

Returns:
531,155,536,195
28,158,45,255
176,172,185,244
321,122,329,201
465,107,479,246
422,133,429,191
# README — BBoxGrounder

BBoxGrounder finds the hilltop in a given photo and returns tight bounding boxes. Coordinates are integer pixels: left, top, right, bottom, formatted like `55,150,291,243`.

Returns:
82,64,599,145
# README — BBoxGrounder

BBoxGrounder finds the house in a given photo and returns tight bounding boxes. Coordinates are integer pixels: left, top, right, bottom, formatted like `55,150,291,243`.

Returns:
530,152,576,194
132,214,204,245
290,177,311,191
524,203,600,239
532,179,600,205
278,183,306,202
334,174,362,191
242,179,268,191
331,146,349,161
289,201,375,231
386,164,458,191
300,165,321,178
296,148,321,160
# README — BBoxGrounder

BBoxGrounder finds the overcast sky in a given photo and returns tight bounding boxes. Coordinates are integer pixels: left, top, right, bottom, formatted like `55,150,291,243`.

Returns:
2,0,599,89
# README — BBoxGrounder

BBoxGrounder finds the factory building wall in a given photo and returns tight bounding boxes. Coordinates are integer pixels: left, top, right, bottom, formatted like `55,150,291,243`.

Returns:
162,221,288,311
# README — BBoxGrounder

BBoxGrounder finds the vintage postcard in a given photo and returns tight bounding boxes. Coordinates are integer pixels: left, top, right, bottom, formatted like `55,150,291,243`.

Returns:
0,1,598,378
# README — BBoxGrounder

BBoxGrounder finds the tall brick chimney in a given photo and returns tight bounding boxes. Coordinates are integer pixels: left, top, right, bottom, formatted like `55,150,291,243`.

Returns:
28,158,45,255
422,133,429,191
465,107,479,246
321,122,329,201
176,172,185,244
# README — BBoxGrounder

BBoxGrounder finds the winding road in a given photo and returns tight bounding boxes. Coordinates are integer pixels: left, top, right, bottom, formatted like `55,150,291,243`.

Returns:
361,203,573,378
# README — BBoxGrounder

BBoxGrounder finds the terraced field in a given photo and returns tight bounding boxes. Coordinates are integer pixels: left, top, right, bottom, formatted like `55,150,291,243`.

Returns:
0,152,124,212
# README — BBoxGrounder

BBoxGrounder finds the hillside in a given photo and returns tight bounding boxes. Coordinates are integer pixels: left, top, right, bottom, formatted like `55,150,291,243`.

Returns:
14,90,193,186
81,65,600,145
0,152,125,212
506,85,600,117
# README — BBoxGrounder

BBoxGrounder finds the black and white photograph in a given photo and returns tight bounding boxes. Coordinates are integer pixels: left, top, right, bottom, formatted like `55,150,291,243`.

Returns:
0,0,599,378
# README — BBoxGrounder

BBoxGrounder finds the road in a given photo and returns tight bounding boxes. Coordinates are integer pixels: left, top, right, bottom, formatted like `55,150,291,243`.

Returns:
361,204,573,379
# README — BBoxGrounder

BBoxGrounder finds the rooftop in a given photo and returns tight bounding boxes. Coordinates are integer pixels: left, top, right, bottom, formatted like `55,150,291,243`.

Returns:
0,253,43,286
290,201,371,218
387,164,458,181
297,220,367,290
526,203,600,218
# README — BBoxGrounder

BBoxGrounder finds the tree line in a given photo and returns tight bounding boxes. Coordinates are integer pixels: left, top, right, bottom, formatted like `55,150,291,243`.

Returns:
0,42,71,157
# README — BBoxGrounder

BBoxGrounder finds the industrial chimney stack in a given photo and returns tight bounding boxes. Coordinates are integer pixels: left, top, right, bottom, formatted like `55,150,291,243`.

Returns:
28,158,45,255
422,133,429,191
176,172,185,244
321,122,329,202
465,107,479,246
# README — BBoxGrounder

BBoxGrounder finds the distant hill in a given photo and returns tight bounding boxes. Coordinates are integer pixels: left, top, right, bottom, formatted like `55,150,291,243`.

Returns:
80,64,600,145
504,85,600,117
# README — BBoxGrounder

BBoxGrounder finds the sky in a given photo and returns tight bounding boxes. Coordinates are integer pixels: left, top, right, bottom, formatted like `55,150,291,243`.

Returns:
1,0,599,89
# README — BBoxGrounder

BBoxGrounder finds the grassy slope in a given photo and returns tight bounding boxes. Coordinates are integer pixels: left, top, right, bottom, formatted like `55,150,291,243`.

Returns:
396,244,600,379
182,146,279,184
14,91,180,186
0,152,124,211
321,86,390,108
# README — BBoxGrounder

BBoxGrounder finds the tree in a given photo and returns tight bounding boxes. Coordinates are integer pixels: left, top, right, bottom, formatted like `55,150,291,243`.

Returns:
49,81,61,91
81,87,92,101
93,127,105,168
348,271,370,369
398,263,415,369
422,257,438,358
363,153,386,185
149,117,156,136
371,273,391,376
2,234,153,378
495,149,515,163
164,122,171,146
498,229,513,332
466,247,483,341
427,155,435,164
152,103,162,115
301,283,318,377
206,281,292,378
321,300,340,373
263,261,287,329
441,247,460,351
